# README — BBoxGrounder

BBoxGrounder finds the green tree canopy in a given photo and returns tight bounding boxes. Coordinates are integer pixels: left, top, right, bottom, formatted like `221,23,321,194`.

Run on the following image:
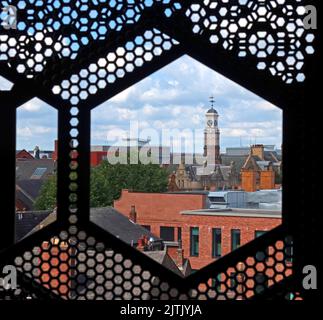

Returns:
34,175,57,210
34,161,169,210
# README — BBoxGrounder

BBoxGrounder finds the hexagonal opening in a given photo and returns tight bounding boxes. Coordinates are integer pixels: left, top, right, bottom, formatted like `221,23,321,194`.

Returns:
89,55,283,277
0,75,13,91
16,98,58,243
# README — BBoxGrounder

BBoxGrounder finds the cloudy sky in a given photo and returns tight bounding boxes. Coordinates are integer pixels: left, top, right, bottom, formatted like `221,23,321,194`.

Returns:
1,55,282,152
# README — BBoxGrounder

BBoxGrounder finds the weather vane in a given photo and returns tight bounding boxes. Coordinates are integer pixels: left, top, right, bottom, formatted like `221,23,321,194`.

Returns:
209,95,215,108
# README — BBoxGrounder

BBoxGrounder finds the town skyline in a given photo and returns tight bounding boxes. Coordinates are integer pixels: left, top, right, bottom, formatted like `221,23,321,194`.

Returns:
10,55,282,152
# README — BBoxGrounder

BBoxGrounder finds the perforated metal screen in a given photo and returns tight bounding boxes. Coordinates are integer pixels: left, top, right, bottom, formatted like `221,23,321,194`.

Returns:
0,0,318,301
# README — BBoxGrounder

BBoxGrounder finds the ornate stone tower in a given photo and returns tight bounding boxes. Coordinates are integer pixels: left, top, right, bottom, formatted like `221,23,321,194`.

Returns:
203,97,221,164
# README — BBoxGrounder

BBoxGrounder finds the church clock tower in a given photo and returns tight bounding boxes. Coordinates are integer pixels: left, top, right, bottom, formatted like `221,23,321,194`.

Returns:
203,97,221,164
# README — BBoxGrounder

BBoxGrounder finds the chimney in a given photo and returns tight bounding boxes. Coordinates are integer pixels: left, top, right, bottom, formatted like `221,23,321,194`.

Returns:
129,205,137,223
251,144,265,160
137,236,145,251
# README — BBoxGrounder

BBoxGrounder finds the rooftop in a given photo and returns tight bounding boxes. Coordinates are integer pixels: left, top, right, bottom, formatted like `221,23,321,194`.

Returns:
16,207,160,245
16,158,55,181
181,208,282,218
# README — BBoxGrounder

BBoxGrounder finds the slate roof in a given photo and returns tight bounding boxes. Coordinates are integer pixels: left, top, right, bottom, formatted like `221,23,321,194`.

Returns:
221,154,248,173
23,207,160,246
90,207,160,245
15,210,52,241
16,189,34,211
16,159,56,181
264,150,281,162
256,161,272,170
16,208,190,277
144,250,184,277
217,166,232,181
16,179,44,200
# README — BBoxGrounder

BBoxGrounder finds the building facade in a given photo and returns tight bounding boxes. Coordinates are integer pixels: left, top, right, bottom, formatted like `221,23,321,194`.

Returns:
114,189,281,270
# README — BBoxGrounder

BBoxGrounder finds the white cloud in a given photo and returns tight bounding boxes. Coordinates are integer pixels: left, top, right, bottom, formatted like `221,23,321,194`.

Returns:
19,97,49,112
142,104,157,115
16,55,282,151
110,86,134,103
255,101,278,111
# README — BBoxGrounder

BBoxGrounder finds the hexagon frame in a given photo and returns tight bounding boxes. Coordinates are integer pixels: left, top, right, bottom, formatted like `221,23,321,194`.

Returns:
0,0,320,300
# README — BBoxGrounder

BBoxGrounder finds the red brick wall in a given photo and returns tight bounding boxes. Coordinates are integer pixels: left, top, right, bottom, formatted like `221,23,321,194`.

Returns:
241,170,257,192
260,170,275,190
114,190,281,270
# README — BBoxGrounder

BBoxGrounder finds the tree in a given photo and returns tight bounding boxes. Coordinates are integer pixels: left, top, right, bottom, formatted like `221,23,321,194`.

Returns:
34,175,57,210
34,161,169,210
90,161,169,207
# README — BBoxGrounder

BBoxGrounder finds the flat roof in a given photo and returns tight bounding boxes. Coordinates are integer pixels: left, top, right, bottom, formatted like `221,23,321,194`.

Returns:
181,208,282,218
123,190,208,195
165,191,208,195
208,191,246,196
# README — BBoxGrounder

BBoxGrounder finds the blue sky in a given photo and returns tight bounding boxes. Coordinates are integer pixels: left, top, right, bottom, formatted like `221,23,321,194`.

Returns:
1,55,282,152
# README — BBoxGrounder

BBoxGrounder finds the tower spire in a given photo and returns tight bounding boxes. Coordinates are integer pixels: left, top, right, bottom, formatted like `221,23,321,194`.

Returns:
204,96,221,164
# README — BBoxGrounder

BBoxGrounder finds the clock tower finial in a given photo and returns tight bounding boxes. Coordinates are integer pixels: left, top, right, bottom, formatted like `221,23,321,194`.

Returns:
203,96,221,164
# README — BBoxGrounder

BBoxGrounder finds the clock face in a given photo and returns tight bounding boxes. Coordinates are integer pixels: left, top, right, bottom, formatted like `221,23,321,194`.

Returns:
207,120,213,127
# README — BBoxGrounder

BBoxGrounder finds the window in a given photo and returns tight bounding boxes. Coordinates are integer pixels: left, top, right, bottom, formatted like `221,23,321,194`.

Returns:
177,227,182,242
255,230,266,238
141,225,151,231
231,229,241,251
160,226,175,241
190,227,199,257
255,231,268,262
212,228,222,258
31,167,47,179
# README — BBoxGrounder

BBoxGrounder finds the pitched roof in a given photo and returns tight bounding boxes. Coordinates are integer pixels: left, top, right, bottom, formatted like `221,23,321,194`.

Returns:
16,159,55,181
221,154,248,173
217,166,231,181
16,149,34,159
241,154,262,171
23,207,160,246
256,161,272,170
90,207,160,245
16,179,44,200
144,250,184,277
16,189,34,211
15,211,52,241
264,150,281,162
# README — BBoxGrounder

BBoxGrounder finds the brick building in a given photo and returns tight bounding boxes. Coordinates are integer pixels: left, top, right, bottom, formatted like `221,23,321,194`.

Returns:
114,189,281,270
240,146,279,192
16,206,191,297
